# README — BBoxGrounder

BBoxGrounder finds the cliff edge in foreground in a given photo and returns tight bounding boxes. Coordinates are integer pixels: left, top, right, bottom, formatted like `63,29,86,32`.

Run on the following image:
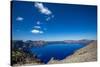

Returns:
48,41,97,64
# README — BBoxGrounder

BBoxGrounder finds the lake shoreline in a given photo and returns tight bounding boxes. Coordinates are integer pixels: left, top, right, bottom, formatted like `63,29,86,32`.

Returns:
48,40,97,64
11,40,97,66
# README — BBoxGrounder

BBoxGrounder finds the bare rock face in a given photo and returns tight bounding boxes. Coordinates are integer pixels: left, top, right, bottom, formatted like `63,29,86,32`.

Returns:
48,41,97,64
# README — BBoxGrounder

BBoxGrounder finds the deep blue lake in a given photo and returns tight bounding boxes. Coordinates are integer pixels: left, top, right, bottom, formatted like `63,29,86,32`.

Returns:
30,44,85,63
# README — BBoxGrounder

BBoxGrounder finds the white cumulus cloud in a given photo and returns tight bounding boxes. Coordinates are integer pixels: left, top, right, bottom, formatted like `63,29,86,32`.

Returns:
34,2,52,15
31,29,44,34
16,16,24,21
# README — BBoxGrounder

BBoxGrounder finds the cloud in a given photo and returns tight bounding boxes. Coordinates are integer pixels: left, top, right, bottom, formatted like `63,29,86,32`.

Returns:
39,31,44,34
46,17,51,21
34,26,41,29
46,15,54,21
51,15,55,18
31,29,44,34
16,16,24,21
34,2,52,15
36,21,41,25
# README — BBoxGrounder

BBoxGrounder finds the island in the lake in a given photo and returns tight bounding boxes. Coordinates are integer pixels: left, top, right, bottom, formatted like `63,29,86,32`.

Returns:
11,40,97,66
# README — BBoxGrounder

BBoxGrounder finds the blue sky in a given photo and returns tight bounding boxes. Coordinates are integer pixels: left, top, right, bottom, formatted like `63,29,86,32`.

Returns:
12,1,97,41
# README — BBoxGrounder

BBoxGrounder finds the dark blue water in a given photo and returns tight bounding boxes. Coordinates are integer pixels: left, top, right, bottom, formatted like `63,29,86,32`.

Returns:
30,44,85,63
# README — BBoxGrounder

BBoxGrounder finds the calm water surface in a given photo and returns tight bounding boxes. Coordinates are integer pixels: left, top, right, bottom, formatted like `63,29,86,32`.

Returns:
30,44,85,63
